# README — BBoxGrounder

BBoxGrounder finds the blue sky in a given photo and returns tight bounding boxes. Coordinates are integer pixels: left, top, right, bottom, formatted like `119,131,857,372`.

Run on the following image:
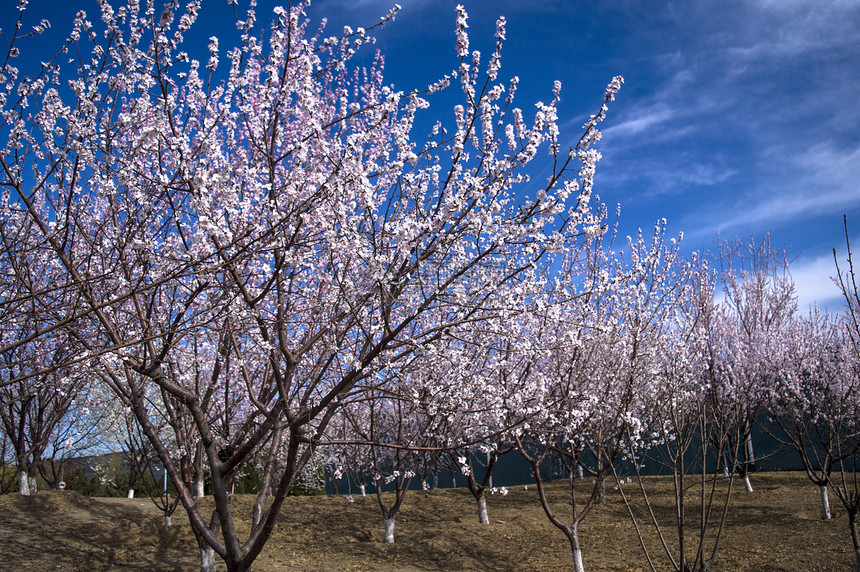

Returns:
5,0,860,310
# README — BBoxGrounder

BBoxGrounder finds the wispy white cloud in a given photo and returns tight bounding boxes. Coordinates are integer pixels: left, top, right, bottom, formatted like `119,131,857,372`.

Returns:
791,253,845,312
597,68,706,144
601,106,674,140
675,164,737,187
684,143,860,238
589,0,860,253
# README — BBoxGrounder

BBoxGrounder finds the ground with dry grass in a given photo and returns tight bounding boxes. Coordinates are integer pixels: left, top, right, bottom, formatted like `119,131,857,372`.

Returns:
0,471,852,570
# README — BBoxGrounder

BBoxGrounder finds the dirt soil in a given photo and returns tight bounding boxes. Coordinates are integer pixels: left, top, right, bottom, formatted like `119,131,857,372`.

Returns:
0,471,853,571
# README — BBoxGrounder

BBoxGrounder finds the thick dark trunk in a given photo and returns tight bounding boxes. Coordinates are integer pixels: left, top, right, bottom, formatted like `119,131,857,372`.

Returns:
850,514,860,572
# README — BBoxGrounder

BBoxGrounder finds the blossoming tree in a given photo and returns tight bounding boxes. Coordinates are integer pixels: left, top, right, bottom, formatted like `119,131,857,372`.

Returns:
831,218,860,571
711,236,797,493
770,307,860,521
0,1,622,570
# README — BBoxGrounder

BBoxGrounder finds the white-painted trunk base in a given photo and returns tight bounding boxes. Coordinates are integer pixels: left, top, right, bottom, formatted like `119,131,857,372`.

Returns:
127,489,135,499
743,474,754,493
383,518,396,543
745,434,756,468
18,471,30,496
576,464,584,479
200,546,216,572
194,478,205,498
359,485,366,497
573,548,585,572
477,495,489,524
819,485,831,520
29,476,37,493
165,515,172,527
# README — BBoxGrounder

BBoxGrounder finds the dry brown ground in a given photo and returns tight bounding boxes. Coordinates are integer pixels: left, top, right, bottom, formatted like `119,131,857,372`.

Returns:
0,471,853,571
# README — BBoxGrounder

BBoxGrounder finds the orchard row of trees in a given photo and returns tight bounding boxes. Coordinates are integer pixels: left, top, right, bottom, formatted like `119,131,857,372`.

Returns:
1,2,859,571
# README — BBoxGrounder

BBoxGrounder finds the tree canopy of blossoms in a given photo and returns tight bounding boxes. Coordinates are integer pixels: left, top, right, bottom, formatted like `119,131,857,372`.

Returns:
0,1,623,570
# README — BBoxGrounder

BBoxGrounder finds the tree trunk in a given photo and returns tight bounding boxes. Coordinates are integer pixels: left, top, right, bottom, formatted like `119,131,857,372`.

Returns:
383,517,396,543
597,478,605,505
165,515,172,527
359,484,366,497
18,470,30,496
570,526,585,572
573,547,585,572
252,499,264,531
127,488,135,499
199,545,216,572
744,431,756,470
477,492,489,524
850,514,860,572
742,473,754,493
195,477,205,498
819,485,832,520
576,464,584,479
